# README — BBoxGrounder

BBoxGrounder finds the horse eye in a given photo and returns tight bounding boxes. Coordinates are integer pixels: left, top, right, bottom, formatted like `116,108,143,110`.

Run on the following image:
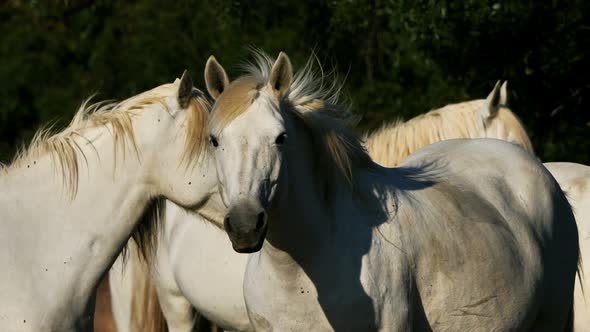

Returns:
275,133,287,145
209,135,219,148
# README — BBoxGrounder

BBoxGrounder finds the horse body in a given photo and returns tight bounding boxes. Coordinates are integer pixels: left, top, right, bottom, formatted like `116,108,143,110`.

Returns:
363,81,589,329
161,204,250,331
400,142,577,331
110,201,249,332
204,52,578,331
0,75,219,331
242,135,574,331
241,162,411,331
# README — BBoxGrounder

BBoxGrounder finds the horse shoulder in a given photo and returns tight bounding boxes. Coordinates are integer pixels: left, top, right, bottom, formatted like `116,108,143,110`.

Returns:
359,223,415,331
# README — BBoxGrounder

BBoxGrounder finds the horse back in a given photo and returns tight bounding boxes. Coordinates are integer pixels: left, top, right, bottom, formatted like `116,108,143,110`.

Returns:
396,138,578,331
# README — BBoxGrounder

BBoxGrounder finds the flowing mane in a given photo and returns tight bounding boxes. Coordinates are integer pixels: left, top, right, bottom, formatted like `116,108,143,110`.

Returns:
1,83,210,199
363,98,534,167
209,51,376,191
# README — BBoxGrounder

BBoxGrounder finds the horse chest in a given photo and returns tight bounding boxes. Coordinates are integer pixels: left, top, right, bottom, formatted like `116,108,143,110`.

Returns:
243,239,404,331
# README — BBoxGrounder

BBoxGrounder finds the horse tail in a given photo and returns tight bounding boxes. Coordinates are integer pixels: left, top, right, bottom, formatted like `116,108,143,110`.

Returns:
566,235,582,332
564,299,574,332
569,195,582,332
129,253,168,332
576,243,584,298
563,220,581,332
564,298,574,332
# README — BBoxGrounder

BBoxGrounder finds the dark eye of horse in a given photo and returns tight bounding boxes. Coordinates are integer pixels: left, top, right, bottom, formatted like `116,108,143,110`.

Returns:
210,135,219,148
275,132,287,145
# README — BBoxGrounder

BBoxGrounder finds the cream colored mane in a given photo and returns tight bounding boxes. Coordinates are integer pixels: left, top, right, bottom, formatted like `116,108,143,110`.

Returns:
1,83,210,199
209,51,375,191
364,99,533,167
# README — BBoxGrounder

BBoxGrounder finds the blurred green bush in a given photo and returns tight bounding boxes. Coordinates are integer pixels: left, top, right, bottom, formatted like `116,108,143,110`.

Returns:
1,0,588,163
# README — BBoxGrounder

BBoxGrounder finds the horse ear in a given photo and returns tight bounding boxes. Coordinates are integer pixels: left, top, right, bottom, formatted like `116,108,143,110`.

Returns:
205,56,229,100
177,70,193,109
479,80,502,119
500,80,508,106
268,52,293,97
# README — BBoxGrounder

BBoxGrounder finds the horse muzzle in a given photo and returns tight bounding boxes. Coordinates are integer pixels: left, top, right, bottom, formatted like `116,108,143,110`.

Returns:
224,202,268,253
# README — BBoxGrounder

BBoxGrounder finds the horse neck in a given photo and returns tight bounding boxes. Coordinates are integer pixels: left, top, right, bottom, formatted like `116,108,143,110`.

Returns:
263,129,375,266
0,124,153,325
248,130,395,329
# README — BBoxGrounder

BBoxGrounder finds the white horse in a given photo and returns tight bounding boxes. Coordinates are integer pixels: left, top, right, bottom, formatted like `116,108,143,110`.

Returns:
364,82,590,330
364,80,534,166
110,71,584,330
0,72,223,331
201,51,577,331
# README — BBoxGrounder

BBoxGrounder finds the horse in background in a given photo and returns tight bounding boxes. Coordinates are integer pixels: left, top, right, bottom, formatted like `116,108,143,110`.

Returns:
364,80,534,166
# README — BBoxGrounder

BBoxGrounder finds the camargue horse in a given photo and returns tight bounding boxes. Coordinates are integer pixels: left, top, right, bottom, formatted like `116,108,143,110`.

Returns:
0,72,224,331
201,51,578,331
364,80,534,166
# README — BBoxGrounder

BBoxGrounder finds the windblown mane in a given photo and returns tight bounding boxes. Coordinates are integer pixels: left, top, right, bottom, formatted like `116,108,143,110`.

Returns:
363,99,533,167
1,83,210,199
209,51,376,192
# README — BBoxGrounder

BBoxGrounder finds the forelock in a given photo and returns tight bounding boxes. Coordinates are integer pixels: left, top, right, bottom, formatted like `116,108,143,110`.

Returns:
209,79,263,135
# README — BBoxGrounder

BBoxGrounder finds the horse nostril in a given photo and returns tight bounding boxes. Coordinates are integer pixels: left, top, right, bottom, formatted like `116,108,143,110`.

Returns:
256,212,266,231
224,216,233,232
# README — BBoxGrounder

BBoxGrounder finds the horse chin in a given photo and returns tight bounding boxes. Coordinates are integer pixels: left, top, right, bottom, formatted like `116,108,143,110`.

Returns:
232,242,264,253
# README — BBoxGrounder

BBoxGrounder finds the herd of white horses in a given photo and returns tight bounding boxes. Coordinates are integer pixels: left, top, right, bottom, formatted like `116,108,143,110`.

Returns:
1,50,588,331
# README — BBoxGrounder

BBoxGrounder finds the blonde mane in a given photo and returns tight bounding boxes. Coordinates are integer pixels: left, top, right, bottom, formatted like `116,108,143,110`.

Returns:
364,99,534,167
209,51,375,191
1,83,210,199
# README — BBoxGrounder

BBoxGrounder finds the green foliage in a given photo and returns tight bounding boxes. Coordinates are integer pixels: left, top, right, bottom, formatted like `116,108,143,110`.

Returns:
0,0,588,163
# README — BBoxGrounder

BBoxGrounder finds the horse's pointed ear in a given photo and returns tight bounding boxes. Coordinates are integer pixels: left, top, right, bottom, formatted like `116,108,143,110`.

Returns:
205,56,229,100
178,70,193,109
500,80,508,106
479,80,502,119
269,51,293,97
